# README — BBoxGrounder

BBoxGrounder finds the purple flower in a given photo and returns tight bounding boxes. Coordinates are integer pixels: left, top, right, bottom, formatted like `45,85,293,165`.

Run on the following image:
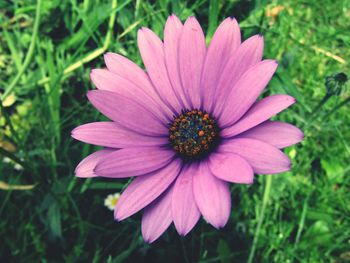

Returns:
72,15,303,243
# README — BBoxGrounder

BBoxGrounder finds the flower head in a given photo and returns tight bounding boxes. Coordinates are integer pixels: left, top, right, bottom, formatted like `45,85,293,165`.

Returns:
72,15,303,243
104,193,121,211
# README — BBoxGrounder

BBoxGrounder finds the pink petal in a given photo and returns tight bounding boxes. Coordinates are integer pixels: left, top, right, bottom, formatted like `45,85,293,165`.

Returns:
138,27,182,113
90,69,170,124
115,159,182,220
142,185,174,243
238,121,304,148
218,60,278,127
202,18,241,111
219,138,291,174
212,35,264,115
71,122,167,148
222,94,296,138
172,165,201,236
90,68,138,94
164,15,190,108
178,17,206,109
209,152,254,184
75,149,115,178
94,147,175,178
102,53,156,98
193,162,231,229
87,90,167,137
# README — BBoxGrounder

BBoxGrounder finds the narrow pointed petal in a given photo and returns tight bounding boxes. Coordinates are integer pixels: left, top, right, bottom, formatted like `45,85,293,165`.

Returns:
142,185,174,243
218,60,278,127
138,27,182,112
91,68,140,94
164,15,190,108
202,18,241,111
178,17,206,109
90,68,170,124
95,147,175,178
87,90,167,136
193,162,231,229
222,95,296,138
213,35,264,114
220,138,291,174
238,121,304,148
71,122,167,148
209,152,254,184
115,159,182,220
75,149,115,178
172,165,201,236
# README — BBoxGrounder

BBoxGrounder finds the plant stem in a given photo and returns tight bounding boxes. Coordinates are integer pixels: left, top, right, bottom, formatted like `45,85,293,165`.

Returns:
247,175,272,263
322,96,350,121
305,93,332,128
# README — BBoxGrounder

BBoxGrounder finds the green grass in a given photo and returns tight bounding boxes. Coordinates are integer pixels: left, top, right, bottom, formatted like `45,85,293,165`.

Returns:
1,0,350,262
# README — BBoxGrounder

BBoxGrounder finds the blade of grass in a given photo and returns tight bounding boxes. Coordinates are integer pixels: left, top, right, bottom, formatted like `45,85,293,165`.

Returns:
247,175,272,263
1,0,42,100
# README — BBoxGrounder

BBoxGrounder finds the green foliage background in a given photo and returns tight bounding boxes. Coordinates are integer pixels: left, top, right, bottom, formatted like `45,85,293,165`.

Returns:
0,0,349,262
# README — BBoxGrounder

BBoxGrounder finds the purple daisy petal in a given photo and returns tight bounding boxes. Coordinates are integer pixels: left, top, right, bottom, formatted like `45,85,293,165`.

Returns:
142,185,174,243
208,152,254,184
212,34,264,115
115,159,182,221
238,121,304,148
193,162,231,229
172,165,201,236
94,147,175,178
87,90,168,137
202,17,241,111
71,122,167,148
220,138,291,174
137,27,182,113
90,68,170,124
218,60,278,127
75,149,115,178
164,14,190,109
178,16,206,109
221,94,296,138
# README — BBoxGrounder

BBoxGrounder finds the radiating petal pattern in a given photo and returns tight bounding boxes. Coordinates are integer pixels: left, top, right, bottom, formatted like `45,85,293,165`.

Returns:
220,138,291,174
222,94,295,138
218,60,278,127
75,149,115,178
178,17,206,109
164,14,190,109
71,122,167,148
201,18,241,111
212,35,264,115
73,15,303,243
90,68,171,123
115,159,182,220
238,121,304,148
138,27,182,113
95,147,175,178
103,52,164,106
172,165,201,235
209,152,254,184
142,185,174,243
87,90,168,136
193,162,231,229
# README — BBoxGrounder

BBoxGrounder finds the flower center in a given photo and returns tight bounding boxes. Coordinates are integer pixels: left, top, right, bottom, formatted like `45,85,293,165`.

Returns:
169,109,220,160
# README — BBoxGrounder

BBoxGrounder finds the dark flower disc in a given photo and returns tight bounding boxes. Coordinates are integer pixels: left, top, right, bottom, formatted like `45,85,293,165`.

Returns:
169,109,220,160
